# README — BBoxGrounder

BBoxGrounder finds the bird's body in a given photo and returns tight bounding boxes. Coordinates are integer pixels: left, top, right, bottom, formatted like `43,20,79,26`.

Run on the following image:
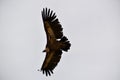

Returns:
40,8,71,76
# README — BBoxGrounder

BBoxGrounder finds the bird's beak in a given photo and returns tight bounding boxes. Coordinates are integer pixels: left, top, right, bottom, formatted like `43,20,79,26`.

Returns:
42,50,46,52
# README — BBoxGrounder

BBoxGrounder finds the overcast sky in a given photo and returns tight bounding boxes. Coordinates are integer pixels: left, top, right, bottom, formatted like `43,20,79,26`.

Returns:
0,0,120,80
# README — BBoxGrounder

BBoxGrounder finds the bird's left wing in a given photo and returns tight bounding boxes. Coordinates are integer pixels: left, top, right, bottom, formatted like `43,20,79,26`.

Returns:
41,8,63,41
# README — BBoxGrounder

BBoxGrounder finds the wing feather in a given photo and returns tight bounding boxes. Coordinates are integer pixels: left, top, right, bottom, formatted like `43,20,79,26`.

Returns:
41,50,62,76
41,8,63,39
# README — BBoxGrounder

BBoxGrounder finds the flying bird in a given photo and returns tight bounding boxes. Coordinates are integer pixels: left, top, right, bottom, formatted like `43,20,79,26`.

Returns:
40,8,71,76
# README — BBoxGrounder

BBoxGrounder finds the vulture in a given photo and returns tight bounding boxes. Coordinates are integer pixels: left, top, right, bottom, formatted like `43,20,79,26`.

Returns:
40,8,71,76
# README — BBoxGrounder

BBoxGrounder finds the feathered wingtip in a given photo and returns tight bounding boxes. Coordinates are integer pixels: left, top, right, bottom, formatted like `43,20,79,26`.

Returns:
41,8,57,21
38,68,54,76
41,68,54,76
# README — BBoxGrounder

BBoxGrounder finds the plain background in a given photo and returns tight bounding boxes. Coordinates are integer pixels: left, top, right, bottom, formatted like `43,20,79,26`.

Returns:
0,0,120,80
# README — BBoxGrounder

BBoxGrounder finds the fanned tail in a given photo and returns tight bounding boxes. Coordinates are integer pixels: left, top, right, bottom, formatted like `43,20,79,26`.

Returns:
60,36,71,52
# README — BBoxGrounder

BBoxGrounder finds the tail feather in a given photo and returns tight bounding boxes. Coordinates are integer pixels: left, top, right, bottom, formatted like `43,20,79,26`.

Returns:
60,36,71,52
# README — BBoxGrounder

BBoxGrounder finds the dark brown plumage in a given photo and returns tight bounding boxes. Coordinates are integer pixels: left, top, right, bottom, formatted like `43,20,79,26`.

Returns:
40,8,71,76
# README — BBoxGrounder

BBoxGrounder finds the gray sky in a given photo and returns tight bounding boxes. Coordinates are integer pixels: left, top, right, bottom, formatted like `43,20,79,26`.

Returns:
0,0,120,80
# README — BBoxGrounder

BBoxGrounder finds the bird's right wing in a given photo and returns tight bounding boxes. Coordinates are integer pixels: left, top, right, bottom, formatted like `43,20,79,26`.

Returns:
41,50,62,76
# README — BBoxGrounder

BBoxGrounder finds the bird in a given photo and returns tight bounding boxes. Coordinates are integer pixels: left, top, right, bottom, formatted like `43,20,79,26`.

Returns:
40,8,71,76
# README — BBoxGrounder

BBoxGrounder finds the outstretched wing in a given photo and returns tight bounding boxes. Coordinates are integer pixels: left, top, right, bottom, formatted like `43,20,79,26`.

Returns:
41,50,62,76
41,8,63,41
40,8,71,76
